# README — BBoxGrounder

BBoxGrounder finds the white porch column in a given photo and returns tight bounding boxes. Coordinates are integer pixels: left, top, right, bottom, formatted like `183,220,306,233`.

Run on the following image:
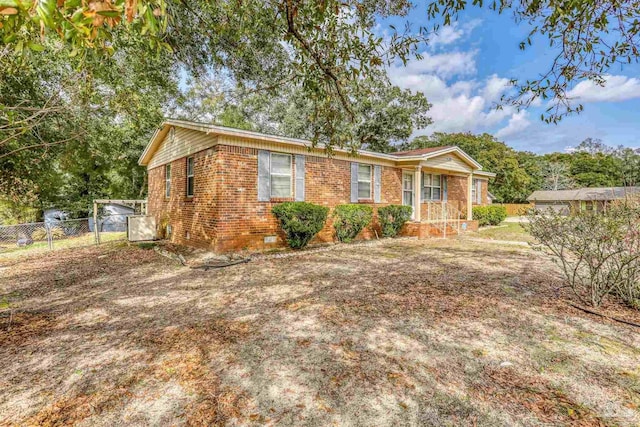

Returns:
414,166,421,221
467,173,473,220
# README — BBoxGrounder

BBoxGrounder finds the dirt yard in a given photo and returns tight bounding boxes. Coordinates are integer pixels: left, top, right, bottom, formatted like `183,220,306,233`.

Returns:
1,238,639,426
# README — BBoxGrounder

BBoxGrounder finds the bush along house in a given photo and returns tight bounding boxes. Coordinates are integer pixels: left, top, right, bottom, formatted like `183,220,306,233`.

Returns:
139,119,495,252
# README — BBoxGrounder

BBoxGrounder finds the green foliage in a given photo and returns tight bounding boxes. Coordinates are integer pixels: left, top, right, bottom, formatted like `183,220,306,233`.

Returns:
176,69,431,154
0,0,170,55
2,0,639,216
4,0,634,132
0,199,38,225
378,205,412,237
1,32,175,216
350,72,432,153
333,204,373,243
473,206,507,226
272,202,329,249
2,0,639,157
526,199,640,308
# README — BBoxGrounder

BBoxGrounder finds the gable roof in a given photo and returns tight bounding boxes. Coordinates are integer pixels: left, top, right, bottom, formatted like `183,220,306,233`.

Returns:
528,187,640,202
139,119,493,175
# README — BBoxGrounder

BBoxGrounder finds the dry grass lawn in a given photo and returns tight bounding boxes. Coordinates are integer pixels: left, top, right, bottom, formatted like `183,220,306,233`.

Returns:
1,238,639,426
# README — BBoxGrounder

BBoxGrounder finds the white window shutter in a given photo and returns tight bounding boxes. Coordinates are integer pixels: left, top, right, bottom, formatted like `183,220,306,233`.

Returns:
258,150,270,201
373,165,381,203
443,175,448,201
350,162,359,203
295,154,305,201
476,179,482,204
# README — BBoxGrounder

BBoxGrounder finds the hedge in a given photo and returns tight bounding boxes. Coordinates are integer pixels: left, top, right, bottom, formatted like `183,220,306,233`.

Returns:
472,205,507,226
272,202,329,249
333,204,373,243
378,205,413,237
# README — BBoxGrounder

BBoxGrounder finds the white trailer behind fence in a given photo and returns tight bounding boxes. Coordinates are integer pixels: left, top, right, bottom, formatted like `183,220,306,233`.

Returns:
0,199,149,255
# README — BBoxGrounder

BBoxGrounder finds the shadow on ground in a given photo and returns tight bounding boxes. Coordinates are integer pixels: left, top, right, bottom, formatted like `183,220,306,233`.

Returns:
1,239,639,426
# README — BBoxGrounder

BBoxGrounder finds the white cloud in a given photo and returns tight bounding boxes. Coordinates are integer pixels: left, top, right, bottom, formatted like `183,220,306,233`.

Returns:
391,50,478,80
566,75,640,103
482,74,511,103
500,114,605,153
428,20,482,49
429,25,464,47
427,94,489,133
495,110,532,139
389,64,515,135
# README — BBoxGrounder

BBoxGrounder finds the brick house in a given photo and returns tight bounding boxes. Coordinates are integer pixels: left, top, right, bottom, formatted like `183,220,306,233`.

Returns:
139,119,495,252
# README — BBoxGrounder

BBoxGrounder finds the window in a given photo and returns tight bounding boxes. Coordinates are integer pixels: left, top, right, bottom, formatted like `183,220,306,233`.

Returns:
357,164,372,199
422,174,441,201
471,178,477,202
472,178,483,204
270,153,292,198
403,172,414,208
165,164,171,198
186,157,194,197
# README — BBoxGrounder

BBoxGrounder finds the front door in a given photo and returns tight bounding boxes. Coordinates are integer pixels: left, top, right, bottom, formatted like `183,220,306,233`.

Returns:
402,171,414,218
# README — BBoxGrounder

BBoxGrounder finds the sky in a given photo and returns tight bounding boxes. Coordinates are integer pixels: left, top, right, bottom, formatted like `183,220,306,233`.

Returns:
382,6,640,154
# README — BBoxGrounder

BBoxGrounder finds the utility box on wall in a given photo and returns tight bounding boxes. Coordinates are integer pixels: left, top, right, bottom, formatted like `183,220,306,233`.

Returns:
127,215,157,242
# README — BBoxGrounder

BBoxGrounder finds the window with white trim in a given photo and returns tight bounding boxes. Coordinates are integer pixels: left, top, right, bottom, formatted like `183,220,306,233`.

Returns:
422,173,441,201
186,157,194,197
358,164,372,199
471,179,476,202
472,178,480,203
165,164,171,198
270,153,292,198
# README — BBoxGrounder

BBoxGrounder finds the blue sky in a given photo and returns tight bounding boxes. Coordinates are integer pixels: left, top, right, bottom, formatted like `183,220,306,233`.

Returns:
382,6,640,153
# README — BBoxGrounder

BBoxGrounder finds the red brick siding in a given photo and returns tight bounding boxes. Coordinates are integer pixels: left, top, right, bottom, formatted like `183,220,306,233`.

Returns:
447,175,469,205
478,179,489,206
213,145,283,251
212,148,403,252
147,148,218,248
400,219,479,238
147,144,477,252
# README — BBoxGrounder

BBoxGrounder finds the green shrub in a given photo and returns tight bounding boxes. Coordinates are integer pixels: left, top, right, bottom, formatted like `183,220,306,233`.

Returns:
333,204,373,243
272,202,329,249
473,205,507,226
378,205,413,237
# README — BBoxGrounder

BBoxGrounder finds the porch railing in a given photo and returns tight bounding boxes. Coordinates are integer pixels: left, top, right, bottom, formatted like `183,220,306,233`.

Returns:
423,201,466,237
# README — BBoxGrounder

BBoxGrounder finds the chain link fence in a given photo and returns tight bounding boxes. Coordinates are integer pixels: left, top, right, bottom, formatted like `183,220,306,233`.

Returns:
0,215,128,256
